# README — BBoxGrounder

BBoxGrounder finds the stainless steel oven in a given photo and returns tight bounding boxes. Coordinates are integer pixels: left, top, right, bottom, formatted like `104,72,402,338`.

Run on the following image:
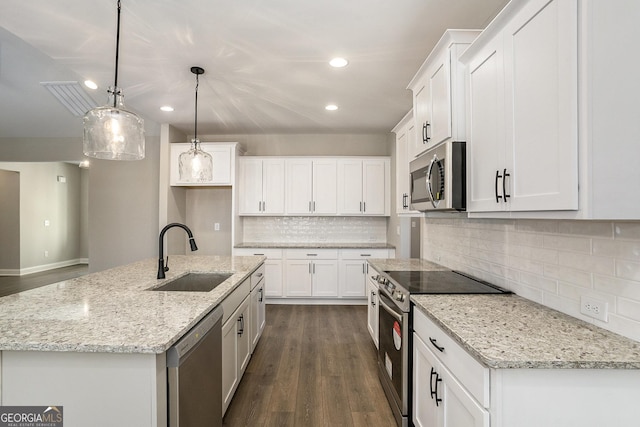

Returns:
377,290,410,427
374,269,510,426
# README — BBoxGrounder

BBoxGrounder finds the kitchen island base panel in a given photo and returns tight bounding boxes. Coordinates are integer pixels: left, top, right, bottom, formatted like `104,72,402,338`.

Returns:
1,350,166,427
490,368,640,427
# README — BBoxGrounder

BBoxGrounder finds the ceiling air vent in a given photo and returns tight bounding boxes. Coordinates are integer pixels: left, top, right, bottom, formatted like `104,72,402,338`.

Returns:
40,81,98,117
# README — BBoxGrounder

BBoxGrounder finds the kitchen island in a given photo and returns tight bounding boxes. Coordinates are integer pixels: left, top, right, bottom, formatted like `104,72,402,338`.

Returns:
0,255,265,427
367,258,640,426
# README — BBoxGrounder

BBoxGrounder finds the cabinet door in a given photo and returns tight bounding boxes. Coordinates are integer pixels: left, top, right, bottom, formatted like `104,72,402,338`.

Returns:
222,316,239,414
412,79,432,158
503,0,578,211
413,333,439,427
285,260,312,297
237,298,251,375
249,283,264,352
311,260,339,297
312,159,337,214
440,366,489,427
264,259,283,297
337,159,364,214
238,158,264,214
466,34,507,213
366,279,379,348
286,159,313,214
429,50,453,146
395,121,411,213
362,159,387,215
262,159,285,214
340,260,367,297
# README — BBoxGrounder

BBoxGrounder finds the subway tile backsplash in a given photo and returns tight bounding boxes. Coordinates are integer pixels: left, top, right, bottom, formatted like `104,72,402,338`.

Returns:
421,217,640,342
242,216,387,243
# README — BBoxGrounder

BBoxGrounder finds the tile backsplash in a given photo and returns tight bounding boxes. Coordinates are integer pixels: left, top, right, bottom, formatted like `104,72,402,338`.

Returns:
242,216,387,243
421,217,640,342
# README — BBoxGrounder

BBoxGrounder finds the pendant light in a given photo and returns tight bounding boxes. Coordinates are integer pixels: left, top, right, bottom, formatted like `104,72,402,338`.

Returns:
178,66,213,183
83,0,145,160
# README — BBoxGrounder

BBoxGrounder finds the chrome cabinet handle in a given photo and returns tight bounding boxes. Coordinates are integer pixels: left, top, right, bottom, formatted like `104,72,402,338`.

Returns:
422,122,431,144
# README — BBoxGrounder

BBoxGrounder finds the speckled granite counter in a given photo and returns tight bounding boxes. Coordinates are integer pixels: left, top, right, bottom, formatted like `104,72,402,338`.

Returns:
235,242,395,249
412,294,640,369
367,258,448,272
0,255,264,354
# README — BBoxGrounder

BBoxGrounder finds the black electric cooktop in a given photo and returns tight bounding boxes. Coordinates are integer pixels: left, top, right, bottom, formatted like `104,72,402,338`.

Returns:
384,270,509,294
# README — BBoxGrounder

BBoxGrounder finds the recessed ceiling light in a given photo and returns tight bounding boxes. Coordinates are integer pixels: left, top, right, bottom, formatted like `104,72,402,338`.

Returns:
325,104,338,111
84,80,98,90
329,57,348,68
160,106,174,112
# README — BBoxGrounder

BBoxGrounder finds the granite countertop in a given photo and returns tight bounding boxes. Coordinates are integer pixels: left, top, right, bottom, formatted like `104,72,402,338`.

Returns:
235,242,395,249
412,294,640,369
0,255,264,355
368,258,449,272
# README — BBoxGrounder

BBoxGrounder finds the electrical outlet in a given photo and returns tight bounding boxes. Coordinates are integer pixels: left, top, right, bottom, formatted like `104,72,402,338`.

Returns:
44,250,49,258
580,296,608,322
214,223,220,231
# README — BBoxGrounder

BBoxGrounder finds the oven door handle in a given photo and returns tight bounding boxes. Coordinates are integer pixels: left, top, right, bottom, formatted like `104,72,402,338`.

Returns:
378,292,403,322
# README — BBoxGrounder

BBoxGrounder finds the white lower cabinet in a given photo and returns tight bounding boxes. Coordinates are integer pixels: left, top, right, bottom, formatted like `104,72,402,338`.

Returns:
339,249,395,298
366,274,379,348
221,277,253,415
233,248,283,298
285,250,339,297
249,265,266,353
413,307,640,427
413,331,489,427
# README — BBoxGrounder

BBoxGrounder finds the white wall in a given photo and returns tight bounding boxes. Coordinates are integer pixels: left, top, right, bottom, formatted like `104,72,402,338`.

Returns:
421,217,640,342
0,162,85,274
88,135,161,273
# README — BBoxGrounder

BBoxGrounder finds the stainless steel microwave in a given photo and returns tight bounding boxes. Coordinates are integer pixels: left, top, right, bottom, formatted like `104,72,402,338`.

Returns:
409,141,466,211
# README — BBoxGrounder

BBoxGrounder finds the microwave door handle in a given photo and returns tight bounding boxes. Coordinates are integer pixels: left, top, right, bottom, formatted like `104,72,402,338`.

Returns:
427,155,439,208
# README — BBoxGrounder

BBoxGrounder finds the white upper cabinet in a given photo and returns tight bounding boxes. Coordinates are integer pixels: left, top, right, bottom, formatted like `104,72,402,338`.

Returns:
408,30,481,159
238,157,285,215
337,158,390,216
285,158,337,215
462,0,580,215
393,111,420,214
170,142,237,186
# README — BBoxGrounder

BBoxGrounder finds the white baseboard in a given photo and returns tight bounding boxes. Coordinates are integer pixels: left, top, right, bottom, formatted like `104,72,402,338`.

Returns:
1,259,89,276
266,298,366,305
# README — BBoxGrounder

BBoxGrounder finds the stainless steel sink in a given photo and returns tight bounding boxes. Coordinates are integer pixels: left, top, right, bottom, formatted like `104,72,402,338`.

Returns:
150,272,233,292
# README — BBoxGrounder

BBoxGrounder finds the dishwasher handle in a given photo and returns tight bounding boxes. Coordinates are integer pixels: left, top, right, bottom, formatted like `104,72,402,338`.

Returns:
166,305,223,367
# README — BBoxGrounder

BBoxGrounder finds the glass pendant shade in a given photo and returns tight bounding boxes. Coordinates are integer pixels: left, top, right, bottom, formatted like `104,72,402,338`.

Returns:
83,87,145,160
179,138,213,182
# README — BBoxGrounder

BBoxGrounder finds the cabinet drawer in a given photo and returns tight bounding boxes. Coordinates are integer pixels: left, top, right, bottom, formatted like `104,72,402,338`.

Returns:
250,264,265,289
285,249,338,259
339,249,391,259
413,308,489,407
221,279,250,324
234,248,283,259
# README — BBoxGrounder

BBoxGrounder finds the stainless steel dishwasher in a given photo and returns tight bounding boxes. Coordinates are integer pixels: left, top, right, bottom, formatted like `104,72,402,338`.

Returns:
167,305,223,426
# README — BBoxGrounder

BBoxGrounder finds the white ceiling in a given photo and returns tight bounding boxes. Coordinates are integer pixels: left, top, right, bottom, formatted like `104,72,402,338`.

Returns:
0,0,509,141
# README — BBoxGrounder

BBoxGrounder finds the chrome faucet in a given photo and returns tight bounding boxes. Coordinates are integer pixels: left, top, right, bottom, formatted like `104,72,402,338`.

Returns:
157,223,198,279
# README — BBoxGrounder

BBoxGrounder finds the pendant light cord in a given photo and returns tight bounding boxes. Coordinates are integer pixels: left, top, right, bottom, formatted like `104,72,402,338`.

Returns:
194,72,199,141
113,0,122,107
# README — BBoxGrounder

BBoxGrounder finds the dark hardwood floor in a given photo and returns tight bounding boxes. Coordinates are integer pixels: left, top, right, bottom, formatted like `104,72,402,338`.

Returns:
223,304,396,427
0,264,89,297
